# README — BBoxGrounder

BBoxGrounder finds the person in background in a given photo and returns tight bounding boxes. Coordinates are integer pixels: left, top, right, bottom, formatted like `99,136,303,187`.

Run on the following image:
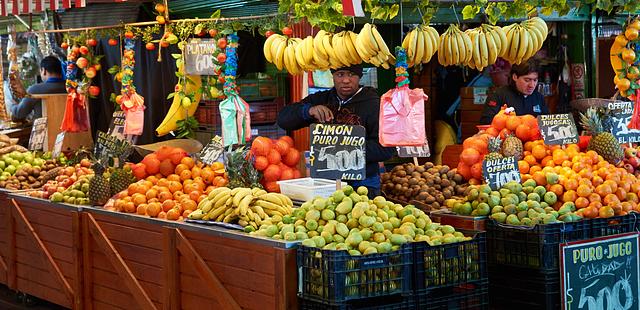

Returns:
479,59,549,124
8,56,66,121
277,64,394,197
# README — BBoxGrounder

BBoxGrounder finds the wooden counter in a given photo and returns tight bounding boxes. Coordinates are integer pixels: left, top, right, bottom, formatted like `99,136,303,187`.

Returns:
6,193,298,310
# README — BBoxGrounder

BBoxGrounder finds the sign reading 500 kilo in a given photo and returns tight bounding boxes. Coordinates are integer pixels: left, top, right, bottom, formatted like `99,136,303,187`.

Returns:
309,124,366,181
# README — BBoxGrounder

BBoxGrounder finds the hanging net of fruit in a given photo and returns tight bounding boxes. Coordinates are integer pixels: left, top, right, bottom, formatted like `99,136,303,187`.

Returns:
61,45,91,132
610,17,640,129
219,33,251,146
379,46,427,147
119,36,145,135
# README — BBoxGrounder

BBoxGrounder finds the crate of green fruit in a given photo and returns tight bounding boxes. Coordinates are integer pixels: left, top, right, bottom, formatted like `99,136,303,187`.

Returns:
297,243,413,304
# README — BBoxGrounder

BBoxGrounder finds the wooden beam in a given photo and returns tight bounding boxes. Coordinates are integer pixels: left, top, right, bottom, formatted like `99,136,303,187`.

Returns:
85,213,156,310
82,213,93,310
163,228,179,310
174,228,241,310
11,200,74,305
71,212,83,310
7,198,16,289
274,248,297,310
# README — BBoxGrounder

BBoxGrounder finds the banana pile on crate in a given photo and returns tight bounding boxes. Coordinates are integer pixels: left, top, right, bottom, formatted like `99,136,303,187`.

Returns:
188,187,294,230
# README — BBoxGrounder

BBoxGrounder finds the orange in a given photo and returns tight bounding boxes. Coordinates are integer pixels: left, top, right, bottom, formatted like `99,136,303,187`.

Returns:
175,164,189,176
188,190,202,202
162,200,176,212
168,181,183,193
563,178,578,191
146,202,161,217
575,197,589,209
124,202,136,213
552,149,569,165
627,192,639,203
211,162,224,171
127,183,138,196
549,184,564,197
523,155,537,166
583,206,599,219
251,137,272,156
562,190,577,202
529,165,542,175
589,201,602,210
491,112,508,130
603,194,620,206
213,176,227,187
182,200,197,211
603,180,618,192
136,204,148,216
166,208,181,221
576,184,592,197
595,184,612,197
201,168,215,185
588,193,602,203
180,170,192,181
180,157,195,169
157,178,170,188
532,172,547,186
173,190,184,200
191,166,202,178
532,145,547,160
167,174,181,182
599,206,615,218
132,193,147,206
158,191,173,202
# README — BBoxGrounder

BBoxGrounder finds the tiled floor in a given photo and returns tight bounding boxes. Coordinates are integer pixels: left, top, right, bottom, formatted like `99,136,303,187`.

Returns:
0,285,67,310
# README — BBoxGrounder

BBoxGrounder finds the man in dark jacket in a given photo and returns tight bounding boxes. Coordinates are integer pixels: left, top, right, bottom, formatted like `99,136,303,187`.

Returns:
9,56,66,121
277,64,393,196
479,60,549,124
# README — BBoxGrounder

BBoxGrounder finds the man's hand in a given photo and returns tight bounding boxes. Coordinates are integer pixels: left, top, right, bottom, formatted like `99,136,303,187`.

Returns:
308,105,333,123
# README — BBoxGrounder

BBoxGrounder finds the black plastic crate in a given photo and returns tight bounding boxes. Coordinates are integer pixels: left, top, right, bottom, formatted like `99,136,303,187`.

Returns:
297,244,413,304
589,213,640,239
488,265,560,310
298,295,414,310
413,230,487,291
415,280,488,310
486,219,589,271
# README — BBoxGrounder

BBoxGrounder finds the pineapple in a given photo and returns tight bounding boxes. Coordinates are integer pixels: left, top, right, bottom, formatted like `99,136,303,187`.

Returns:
580,107,623,164
501,134,523,160
88,161,112,206
224,146,262,189
484,137,503,161
109,165,136,196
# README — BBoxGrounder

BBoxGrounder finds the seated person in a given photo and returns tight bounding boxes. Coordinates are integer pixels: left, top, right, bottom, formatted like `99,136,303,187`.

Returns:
9,56,66,121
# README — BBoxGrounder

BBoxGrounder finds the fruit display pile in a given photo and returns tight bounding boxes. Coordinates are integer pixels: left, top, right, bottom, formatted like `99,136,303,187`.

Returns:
188,186,293,230
458,106,542,183
250,135,302,192
250,186,471,255
609,16,640,98
380,163,467,212
621,145,640,176
27,161,94,202
0,151,66,190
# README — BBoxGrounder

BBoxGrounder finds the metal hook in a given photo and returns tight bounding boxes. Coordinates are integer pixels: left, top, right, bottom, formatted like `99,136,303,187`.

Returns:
352,16,356,32
452,4,461,25
400,0,404,38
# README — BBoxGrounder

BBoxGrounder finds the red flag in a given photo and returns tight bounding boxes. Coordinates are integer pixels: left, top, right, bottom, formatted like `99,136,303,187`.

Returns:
1,0,6,16
35,0,42,11
50,0,59,11
12,0,17,14
62,0,69,9
342,0,364,17
74,0,83,8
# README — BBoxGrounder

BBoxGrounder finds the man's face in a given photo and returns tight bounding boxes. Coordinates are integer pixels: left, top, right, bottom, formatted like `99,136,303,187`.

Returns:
40,68,47,81
512,72,538,96
333,70,360,99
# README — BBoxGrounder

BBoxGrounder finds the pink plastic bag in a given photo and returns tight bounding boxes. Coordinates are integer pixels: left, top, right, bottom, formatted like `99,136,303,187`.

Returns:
379,85,427,147
124,106,145,135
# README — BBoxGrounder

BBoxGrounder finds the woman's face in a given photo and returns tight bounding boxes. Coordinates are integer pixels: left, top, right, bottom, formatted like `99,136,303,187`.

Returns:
512,72,539,96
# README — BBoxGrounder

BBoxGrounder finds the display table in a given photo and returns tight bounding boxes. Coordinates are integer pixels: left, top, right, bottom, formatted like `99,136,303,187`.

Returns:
5,193,298,310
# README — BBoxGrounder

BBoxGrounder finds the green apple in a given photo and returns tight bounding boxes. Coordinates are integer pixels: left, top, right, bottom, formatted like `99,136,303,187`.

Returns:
11,151,23,162
0,161,6,170
4,165,16,175
24,154,34,164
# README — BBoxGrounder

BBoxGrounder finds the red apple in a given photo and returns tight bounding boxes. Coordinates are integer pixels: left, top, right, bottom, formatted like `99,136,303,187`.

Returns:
217,53,226,63
85,67,97,78
145,42,156,50
86,38,98,47
60,42,69,49
76,57,88,69
628,156,640,169
88,86,100,96
79,46,89,55
282,26,293,36
217,37,227,49
108,38,118,46
208,29,218,37
265,30,275,37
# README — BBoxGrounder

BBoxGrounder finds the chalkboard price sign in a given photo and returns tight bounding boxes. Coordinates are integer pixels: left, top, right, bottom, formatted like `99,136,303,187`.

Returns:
537,114,579,145
28,117,47,151
309,124,366,181
482,156,521,190
561,233,640,310
108,111,137,144
52,132,65,158
608,101,640,144
397,139,430,158
94,131,132,160
197,135,224,165
184,39,222,75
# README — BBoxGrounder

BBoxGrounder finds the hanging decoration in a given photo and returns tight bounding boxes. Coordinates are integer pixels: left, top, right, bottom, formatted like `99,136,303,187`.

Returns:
379,47,427,147
610,17,640,129
219,33,251,147
118,36,145,135
61,47,89,132
7,28,26,106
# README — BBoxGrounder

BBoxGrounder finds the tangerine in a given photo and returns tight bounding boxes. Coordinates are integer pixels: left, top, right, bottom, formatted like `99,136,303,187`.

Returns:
583,206,598,219
157,211,167,219
136,204,148,216
267,149,282,165
191,166,202,178
180,170,192,181
283,149,301,167
166,208,181,220
263,164,282,182
132,193,147,206
159,159,175,177
485,127,499,137
532,145,547,160
515,124,532,142
180,157,195,169
279,136,294,147
188,190,202,202
461,148,481,166
506,115,520,131
251,137,272,156
124,202,136,213
146,202,161,217
280,167,295,180
162,200,176,212
213,176,227,187
168,148,188,165
599,206,615,218
575,197,589,209
491,112,508,130
254,156,269,171
273,139,291,156
182,200,197,211
562,190,577,202
518,160,530,174
576,184,592,197
173,190,184,200
158,191,173,202
263,181,280,193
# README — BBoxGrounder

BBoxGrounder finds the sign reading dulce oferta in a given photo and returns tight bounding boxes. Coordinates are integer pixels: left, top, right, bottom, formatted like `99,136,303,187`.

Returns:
309,124,366,181
184,39,221,75
607,101,640,144
537,114,579,145
482,156,521,190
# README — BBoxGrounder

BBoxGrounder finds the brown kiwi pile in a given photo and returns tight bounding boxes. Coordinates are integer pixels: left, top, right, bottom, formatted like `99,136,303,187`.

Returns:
0,160,61,190
381,162,468,211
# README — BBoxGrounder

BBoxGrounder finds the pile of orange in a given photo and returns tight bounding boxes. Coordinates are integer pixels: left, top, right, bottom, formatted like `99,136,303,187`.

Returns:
457,105,542,183
107,158,228,221
250,135,302,192
519,140,640,218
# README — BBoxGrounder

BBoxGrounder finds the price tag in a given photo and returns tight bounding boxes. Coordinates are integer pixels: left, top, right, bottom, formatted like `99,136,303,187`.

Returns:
607,101,640,144
108,111,137,144
309,123,366,181
184,39,222,75
52,132,65,158
560,233,640,310
28,117,47,151
537,114,579,145
94,131,132,160
482,157,521,190
397,139,430,158
197,135,224,165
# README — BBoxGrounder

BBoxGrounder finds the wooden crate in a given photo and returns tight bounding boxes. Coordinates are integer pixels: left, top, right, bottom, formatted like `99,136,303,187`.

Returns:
442,144,464,169
0,189,11,286
9,195,83,309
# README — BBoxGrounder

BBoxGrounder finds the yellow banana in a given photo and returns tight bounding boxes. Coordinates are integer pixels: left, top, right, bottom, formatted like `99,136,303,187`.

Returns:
332,33,351,66
438,32,447,66
223,213,237,223
406,29,418,66
303,36,314,65
207,187,230,199
455,31,466,64
360,23,379,55
506,26,518,62
420,27,432,64
255,200,282,211
270,36,286,65
371,25,390,57
208,205,227,222
478,31,489,70
274,38,287,70
425,26,439,63
524,28,537,60
343,31,361,64
322,34,341,69
211,188,231,205
313,31,329,60
515,26,528,63
251,205,267,219
347,31,363,63
239,194,254,216
354,31,374,62
263,34,281,63
232,188,252,207
469,30,480,69
494,26,508,58
485,30,498,66
200,199,214,213
295,39,309,71
414,29,425,65
283,41,297,75
188,209,204,220
214,193,232,209
155,62,202,136
449,31,459,65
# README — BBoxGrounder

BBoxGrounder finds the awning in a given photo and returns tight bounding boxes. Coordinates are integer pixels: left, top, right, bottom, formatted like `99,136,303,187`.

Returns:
0,0,90,16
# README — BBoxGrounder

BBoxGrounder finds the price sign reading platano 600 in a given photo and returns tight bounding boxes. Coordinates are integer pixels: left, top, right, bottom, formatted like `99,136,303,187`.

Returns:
482,157,521,190
309,124,366,181
537,114,579,145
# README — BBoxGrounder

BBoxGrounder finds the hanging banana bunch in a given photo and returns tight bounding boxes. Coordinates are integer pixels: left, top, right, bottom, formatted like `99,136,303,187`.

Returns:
401,25,439,67
465,24,508,71
502,17,548,65
356,23,395,69
438,24,472,67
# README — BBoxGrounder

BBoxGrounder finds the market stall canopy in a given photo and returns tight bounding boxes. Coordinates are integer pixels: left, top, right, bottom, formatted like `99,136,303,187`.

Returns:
0,0,88,16
169,0,278,18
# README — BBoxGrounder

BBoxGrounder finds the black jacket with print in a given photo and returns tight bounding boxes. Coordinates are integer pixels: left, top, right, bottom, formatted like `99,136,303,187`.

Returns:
277,86,394,178
479,85,548,124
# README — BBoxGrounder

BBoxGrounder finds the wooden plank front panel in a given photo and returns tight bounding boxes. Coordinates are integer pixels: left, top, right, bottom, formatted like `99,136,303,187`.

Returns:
0,191,10,285
178,229,279,310
85,212,165,310
12,200,78,309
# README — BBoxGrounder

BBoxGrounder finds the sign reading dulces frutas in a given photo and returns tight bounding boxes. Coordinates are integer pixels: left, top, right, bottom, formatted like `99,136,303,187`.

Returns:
537,113,579,145
482,156,520,190
397,139,430,158
309,124,366,181
561,233,640,310
184,39,221,75
608,101,640,144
